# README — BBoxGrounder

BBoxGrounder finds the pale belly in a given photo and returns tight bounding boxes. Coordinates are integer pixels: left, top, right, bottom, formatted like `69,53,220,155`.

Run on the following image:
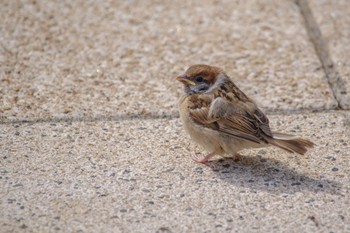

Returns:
180,109,262,155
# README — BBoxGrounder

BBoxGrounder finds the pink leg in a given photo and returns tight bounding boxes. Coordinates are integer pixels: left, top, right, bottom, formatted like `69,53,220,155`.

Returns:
232,153,241,162
192,152,216,165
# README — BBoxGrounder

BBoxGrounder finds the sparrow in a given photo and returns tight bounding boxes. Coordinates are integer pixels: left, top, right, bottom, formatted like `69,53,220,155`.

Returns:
176,64,314,164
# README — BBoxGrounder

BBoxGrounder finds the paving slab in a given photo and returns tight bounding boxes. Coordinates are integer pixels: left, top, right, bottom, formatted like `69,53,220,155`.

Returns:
1,111,349,232
0,0,337,123
308,0,350,109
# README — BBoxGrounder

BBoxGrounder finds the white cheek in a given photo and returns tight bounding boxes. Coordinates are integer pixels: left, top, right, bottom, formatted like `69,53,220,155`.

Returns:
190,83,211,94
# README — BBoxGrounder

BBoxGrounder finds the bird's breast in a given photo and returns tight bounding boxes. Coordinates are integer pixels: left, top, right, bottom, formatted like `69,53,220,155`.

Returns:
179,96,224,154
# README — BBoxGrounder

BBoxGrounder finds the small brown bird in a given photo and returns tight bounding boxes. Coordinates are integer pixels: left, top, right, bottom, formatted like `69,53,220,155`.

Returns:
176,64,314,164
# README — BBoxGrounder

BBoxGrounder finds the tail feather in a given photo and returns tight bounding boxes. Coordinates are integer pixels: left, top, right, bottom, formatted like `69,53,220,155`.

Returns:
268,132,314,155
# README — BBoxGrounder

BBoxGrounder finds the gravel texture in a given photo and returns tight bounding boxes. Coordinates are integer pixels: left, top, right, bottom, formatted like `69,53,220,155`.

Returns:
308,0,350,109
1,112,349,232
1,0,349,232
0,0,337,123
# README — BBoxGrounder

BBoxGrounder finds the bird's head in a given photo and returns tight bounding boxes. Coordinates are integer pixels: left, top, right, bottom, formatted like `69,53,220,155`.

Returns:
176,64,223,94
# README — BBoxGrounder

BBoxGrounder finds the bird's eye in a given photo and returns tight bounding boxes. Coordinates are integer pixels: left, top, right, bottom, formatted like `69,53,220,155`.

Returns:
195,76,204,82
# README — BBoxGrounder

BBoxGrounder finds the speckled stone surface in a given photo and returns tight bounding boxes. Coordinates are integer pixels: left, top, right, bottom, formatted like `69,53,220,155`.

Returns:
308,0,350,109
0,0,337,123
1,0,350,232
1,112,350,232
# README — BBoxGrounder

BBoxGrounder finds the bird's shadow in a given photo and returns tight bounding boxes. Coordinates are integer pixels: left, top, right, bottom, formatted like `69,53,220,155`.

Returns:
206,155,342,195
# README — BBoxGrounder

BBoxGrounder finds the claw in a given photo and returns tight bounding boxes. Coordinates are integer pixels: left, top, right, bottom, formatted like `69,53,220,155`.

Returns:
191,152,215,166
232,153,241,162
192,154,209,164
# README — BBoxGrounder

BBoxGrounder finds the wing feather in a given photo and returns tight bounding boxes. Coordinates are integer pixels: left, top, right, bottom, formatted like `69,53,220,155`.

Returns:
187,75,273,144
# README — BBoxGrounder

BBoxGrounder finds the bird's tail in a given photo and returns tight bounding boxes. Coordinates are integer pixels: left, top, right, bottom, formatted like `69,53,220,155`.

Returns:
268,132,314,155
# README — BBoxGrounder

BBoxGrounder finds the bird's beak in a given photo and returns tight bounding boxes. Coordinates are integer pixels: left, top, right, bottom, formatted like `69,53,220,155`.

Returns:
176,74,196,85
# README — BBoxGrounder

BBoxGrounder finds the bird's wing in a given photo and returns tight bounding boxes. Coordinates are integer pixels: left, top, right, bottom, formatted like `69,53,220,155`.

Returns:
187,79,273,144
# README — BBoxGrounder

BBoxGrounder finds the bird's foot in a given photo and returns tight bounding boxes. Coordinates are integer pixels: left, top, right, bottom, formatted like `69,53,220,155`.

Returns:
192,152,215,166
232,153,242,162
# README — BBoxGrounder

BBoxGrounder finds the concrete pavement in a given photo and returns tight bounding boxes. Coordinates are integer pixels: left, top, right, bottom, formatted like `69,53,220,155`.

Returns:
1,0,349,232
